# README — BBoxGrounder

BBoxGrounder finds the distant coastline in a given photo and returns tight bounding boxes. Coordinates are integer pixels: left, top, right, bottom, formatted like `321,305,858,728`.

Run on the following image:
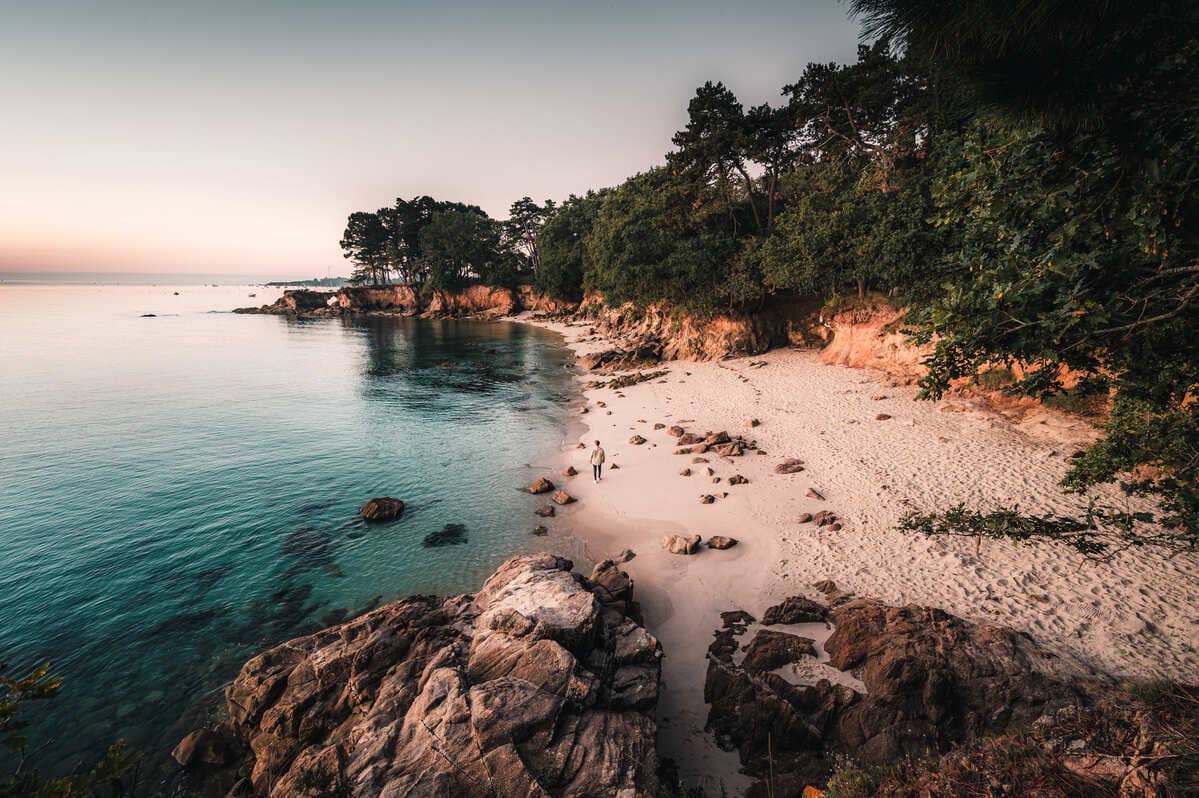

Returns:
0,271,338,286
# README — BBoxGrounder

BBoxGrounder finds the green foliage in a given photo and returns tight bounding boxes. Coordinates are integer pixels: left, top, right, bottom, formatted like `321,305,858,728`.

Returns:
899,503,1107,556
535,192,604,302
1,664,140,798
419,208,505,293
824,768,882,798
1,663,61,756
584,169,763,315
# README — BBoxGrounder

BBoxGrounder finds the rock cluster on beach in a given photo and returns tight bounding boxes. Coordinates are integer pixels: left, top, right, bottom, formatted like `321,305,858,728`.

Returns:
705,593,1098,795
176,553,661,797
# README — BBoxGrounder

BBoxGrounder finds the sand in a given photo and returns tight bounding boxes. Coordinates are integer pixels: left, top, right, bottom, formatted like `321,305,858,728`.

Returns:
517,314,1199,793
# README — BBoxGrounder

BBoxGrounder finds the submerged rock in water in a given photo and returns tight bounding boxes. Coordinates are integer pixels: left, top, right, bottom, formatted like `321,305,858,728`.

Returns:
181,553,661,797
422,522,468,547
360,496,405,522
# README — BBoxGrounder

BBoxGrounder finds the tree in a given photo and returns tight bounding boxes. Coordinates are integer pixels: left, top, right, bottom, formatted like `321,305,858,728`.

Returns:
856,0,1199,543
503,197,553,275
339,211,390,285
419,208,504,293
584,169,762,315
535,192,604,303
669,82,761,235
744,103,799,226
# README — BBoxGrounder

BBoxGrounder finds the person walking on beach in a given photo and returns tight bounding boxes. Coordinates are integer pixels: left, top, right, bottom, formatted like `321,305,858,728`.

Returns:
590,440,605,483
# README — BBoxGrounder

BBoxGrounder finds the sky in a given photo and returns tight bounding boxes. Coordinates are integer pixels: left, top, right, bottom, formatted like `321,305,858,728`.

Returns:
1,0,861,277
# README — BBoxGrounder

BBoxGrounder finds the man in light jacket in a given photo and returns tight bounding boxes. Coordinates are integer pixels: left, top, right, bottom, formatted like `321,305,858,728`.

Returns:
590,440,605,483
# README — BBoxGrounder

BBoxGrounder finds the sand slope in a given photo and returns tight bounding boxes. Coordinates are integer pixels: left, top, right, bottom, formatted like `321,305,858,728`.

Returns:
519,315,1199,793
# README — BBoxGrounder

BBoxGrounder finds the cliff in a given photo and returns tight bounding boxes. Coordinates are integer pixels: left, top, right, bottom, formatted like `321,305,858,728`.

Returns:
817,298,928,384
175,553,661,797
575,295,828,361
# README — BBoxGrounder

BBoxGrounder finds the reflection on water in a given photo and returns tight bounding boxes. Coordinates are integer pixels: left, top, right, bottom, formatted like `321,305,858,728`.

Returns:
0,286,576,776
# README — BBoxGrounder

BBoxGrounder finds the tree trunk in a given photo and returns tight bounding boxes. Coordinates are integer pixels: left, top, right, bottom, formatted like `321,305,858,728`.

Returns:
734,165,762,230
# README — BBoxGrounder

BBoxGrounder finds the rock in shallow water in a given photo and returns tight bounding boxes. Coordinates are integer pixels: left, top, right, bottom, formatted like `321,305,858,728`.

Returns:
360,496,405,522
185,553,661,797
422,522,468,547
529,476,555,494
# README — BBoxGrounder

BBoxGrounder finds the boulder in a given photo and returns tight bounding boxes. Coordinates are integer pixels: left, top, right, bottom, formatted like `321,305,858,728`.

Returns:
563,466,578,477
775,459,805,474
551,490,575,506
360,497,405,522
662,534,702,555
699,495,716,505
192,554,661,797
707,536,738,550
740,630,817,673
535,505,556,518
667,425,686,437
875,413,892,421
711,441,745,457
762,596,828,624
743,419,761,428
798,513,813,523
677,433,704,446
172,727,238,768
653,423,666,430
728,475,749,485
529,477,555,494
805,488,825,500
613,548,636,564
679,468,692,477
628,435,647,445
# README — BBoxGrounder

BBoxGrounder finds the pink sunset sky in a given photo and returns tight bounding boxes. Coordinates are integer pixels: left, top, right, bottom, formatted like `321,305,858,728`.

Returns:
2,0,859,278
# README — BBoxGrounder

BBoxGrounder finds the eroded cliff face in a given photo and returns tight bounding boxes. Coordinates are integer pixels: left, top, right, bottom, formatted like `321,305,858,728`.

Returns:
575,296,828,362
817,300,929,384
176,554,660,798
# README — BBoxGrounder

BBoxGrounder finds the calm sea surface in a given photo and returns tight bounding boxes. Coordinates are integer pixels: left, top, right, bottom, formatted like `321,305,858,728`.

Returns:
0,283,578,774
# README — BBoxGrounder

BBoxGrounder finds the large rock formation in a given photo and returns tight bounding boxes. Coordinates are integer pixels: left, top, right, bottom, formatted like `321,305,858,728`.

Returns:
234,289,340,316
181,554,660,797
234,285,574,320
706,596,1097,795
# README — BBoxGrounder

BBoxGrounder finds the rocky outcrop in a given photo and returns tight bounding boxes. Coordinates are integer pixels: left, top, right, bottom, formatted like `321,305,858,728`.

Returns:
234,290,339,316
182,553,661,797
425,285,518,318
576,295,827,362
706,596,1096,794
817,299,927,384
337,285,421,314
234,284,566,320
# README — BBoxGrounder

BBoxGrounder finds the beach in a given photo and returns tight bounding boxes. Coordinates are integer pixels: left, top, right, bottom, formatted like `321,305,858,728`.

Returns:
521,313,1199,790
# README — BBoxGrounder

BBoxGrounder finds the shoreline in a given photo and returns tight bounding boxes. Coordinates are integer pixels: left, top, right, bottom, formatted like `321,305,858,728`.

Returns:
515,311,1199,792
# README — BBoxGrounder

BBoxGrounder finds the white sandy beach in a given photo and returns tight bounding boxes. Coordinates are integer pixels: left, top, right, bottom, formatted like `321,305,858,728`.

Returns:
519,314,1199,793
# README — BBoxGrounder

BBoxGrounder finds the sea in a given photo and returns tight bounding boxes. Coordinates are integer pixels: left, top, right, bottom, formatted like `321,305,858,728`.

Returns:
0,274,580,777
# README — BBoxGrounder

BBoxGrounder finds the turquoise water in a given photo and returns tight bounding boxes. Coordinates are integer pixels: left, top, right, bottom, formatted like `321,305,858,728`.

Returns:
0,284,578,774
